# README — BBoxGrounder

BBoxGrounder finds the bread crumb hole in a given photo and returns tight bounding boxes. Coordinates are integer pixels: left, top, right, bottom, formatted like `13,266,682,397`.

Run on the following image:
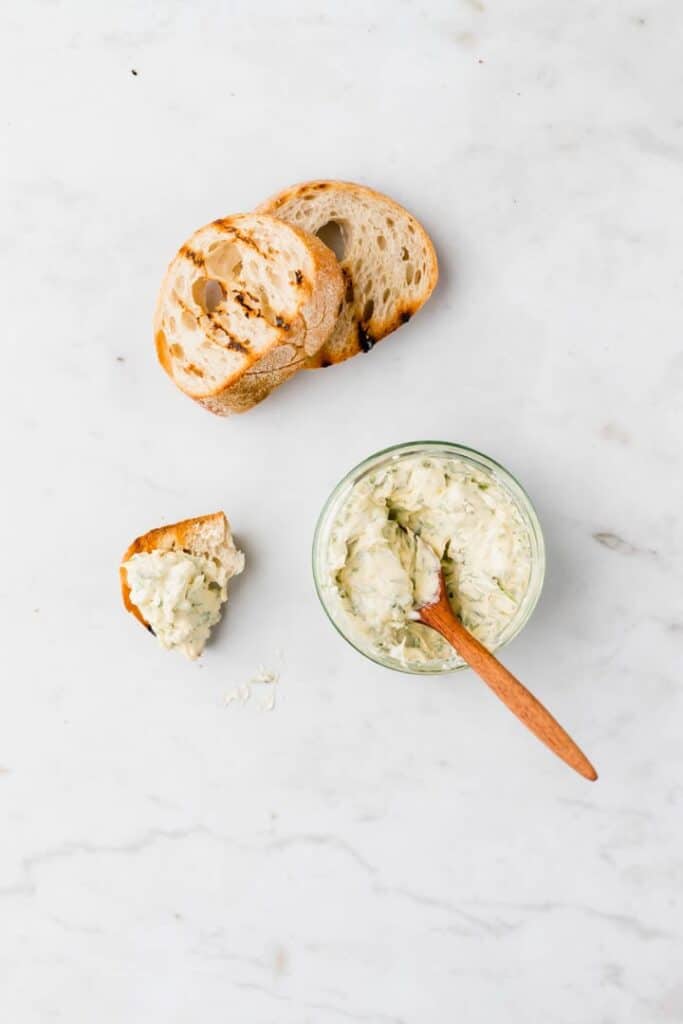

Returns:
316,221,346,260
405,264,414,285
363,298,374,322
382,288,390,303
170,343,184,358
386,217,395,228
205,242,242,282
169,316,177,332
401,246,409,261
192,277,226,313
415,268,422,284
205,279,225,312
377,235,387,250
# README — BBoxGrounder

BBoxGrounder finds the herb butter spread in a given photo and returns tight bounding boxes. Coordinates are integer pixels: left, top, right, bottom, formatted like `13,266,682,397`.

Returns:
323,455,532,669
123,548,244,659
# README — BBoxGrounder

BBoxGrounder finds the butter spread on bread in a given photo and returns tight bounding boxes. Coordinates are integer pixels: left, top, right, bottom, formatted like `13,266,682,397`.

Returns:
121,512,244,658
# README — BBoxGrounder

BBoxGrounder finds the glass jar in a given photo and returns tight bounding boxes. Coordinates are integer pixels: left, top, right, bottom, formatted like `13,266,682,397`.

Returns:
312,441,546,674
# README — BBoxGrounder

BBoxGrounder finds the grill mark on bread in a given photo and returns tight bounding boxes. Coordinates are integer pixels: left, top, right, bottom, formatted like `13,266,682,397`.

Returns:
179,245,205,268
227,338,249,354
177,294,252,352
211,219,267,258
234,291,256,316
357,323,375,352
233,290,290,331
234,230,266,257
233,290,272,324
208,317,251,353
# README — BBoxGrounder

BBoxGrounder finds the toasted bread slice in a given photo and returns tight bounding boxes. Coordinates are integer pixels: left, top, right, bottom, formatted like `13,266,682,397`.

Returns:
120,512,244,658
257,181,438,367
154,214,344,414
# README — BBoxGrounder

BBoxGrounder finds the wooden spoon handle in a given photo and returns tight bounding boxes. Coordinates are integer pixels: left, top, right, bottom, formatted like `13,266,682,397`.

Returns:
420,605,597,781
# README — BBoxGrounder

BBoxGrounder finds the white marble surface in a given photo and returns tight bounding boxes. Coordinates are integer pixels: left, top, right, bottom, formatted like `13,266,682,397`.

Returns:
2,1,682,1020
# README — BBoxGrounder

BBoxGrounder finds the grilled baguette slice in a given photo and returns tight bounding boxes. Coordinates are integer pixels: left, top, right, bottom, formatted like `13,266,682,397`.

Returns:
257,181,438,367
154,215,344,414
120,512,244,656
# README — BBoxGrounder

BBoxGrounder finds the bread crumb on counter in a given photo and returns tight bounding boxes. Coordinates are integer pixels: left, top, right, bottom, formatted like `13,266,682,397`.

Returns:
224,664,280,712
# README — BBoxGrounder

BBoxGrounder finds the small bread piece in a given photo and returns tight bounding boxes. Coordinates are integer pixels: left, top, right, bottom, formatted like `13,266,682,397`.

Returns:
154,214,344,414
120,512,244,658
257,181,438,367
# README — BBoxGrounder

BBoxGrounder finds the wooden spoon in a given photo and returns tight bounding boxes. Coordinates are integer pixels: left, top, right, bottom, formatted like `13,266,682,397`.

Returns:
418,571,597,781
